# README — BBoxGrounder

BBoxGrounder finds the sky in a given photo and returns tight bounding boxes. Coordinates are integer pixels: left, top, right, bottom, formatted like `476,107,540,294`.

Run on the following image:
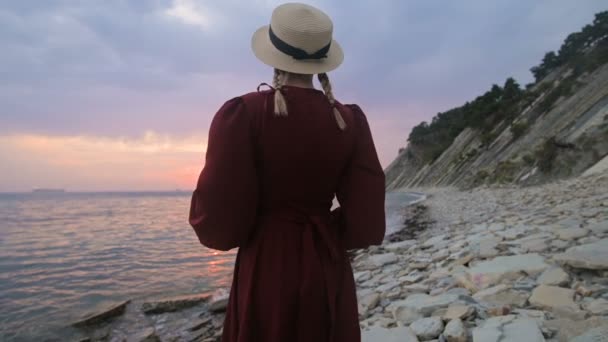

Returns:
0,0,606,192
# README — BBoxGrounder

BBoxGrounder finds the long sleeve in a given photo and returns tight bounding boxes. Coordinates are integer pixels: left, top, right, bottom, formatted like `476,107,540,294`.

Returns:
189,97,258,251
335,104,386,249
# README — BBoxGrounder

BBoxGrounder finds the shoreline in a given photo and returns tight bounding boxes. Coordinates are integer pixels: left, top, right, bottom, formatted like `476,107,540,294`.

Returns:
59,174,607,341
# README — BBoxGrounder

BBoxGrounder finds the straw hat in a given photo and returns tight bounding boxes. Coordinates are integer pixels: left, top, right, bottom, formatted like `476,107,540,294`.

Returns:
251,3,344,75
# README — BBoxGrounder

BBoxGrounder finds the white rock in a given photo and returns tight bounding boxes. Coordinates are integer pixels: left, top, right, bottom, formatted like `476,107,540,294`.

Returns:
377,281,400,293
392,306,424,325
569,326,608,342
537,266,570,286
361,326,419,342
354,271,372,283
466,254,549,289
368,253,399,267
478,238,500,258
496,226,527,240
443,304,474,321
384,240,417,252
126,327,158,342
399,271,424,285
410,317,444,340
444,318,467,342
477,288,529,308
402,284,430,294
554,239,608,270
529,285,578,311
359,293,381,315
521,238,550,253
209,289,229,312
556,227,589,240
552,239,570,249
584,298,608,315
472,284,509,301
396,293,460,316
586,221,608,235
472,315,544,342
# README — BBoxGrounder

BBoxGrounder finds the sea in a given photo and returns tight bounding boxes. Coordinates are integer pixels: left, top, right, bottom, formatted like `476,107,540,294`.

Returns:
0,191,421,341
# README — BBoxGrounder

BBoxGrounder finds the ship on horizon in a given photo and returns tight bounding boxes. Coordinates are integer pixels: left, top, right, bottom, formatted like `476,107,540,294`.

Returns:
32,188,66,193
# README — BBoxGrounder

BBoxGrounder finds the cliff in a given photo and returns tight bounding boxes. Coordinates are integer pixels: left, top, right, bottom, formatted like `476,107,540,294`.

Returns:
385,13,608,190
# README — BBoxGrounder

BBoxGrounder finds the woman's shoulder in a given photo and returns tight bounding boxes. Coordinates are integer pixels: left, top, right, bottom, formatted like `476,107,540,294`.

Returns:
335,101,370,126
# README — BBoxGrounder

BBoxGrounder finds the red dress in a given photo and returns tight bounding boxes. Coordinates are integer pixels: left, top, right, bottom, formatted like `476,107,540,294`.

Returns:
189,85,386,342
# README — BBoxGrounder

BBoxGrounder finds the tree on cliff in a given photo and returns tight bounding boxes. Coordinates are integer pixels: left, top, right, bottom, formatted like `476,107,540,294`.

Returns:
405,10,607,164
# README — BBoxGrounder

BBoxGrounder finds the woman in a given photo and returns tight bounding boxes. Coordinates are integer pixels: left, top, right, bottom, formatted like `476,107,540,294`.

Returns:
189,3,386,342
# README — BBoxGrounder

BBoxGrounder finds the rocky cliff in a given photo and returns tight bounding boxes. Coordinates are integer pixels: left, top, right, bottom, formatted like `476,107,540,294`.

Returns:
385,57,608,191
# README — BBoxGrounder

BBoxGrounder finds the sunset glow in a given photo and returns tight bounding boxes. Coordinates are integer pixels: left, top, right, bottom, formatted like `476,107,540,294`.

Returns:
0,132,207,192
1,1,605,192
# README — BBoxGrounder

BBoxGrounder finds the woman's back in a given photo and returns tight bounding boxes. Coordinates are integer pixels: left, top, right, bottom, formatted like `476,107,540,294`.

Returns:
251,85,353,213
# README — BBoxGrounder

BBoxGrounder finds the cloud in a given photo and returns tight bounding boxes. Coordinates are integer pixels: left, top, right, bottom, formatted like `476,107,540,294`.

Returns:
165,0,214,29
0,131,207,191
0,0,607,190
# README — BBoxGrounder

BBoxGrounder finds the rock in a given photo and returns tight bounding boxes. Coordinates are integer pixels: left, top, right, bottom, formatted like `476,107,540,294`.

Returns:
478,238,500,258
410,261,431,270
480,290,529,308
486,305,512,317
555,227,589,240
521,238,551,253
399,271,425,284
377,281,400,293
392,306,424,325
443,304,475,321
584,298,608,315
209,289,230,313
385,287,402,300
512,277,536,291
472,315,544,341
569,326,608,342
126,327,159,342
188,316,212,332
472,284,509,301
141,294,209,314
384,240,417,252
466,254,549,289
402,283,430,294
397,293,460,316
432,249,450,262
359,293,381,315
72,300,130,327
512,309,547,321
537,267,570,286
443,318,467,342
452,253,474,266
529,285,578,311
496,226,527,240
544,317,608,341
410,317,444,340
575,283,594,296
368,253,399,267
554,239,608,270
361,326,419,342
354,271,372,283
552,239,570,249
586,221,608,235
424,234,449,249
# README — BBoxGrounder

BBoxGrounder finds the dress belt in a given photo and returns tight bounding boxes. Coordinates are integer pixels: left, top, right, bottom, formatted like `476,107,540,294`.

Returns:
259,207,343,341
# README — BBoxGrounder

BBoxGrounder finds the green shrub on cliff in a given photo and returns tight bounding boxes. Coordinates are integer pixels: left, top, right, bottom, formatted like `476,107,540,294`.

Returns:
536,139,558,173
406,11,608,165
510,121,529,139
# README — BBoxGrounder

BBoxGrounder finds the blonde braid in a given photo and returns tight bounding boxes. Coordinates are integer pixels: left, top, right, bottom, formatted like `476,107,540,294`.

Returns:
318,73,346,130
273,68,288,116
